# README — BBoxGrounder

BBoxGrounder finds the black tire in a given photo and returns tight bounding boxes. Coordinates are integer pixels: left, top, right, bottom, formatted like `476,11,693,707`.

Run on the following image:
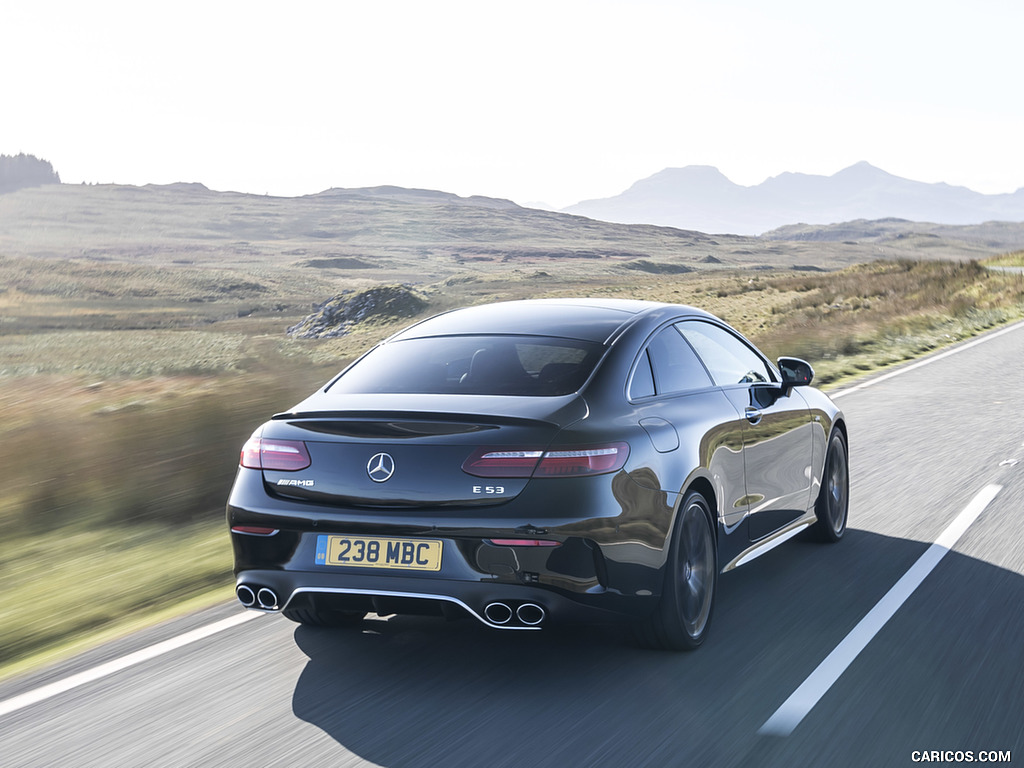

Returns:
282,607,367,627
812,430,849,542
635,491,717,651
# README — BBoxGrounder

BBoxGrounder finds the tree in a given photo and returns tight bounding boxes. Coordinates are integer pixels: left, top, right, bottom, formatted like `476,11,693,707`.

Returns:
0,153,61,194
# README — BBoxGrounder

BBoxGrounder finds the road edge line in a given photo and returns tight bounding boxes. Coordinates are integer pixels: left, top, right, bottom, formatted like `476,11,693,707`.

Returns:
831,320,1024,399
0,611,260,718
757,483,1002,737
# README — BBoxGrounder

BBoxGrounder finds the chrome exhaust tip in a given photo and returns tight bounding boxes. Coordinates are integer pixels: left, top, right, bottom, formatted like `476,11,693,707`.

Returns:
256,587,279,610
517,603,546,626
483,602,513,625
236,584,256,608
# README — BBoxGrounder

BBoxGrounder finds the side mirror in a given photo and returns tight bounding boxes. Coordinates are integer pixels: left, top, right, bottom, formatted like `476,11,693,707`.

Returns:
778,357,814,394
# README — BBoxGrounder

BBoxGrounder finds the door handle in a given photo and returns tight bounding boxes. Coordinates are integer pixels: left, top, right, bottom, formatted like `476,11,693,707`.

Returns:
745,407,762,425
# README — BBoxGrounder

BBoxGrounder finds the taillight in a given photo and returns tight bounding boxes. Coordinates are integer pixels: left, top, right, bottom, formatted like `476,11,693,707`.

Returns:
535,443,629,476
463,442,628,478
239,437,311,471
462,449,543,478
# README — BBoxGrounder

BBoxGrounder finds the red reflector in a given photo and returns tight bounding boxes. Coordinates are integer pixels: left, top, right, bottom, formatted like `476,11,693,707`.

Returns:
231,526,279,536
239,437,311,471
487,539,561,547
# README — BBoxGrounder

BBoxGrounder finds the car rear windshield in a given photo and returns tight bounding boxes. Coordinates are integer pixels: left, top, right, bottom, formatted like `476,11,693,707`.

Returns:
327,335,605,396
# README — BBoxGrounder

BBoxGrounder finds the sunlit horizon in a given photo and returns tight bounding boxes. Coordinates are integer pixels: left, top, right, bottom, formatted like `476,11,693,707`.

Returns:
6,0,1024,208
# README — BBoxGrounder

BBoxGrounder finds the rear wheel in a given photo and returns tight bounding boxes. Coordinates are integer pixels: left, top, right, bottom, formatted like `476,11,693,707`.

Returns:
635,491,717,651
282,607,367,627
812,430,849,542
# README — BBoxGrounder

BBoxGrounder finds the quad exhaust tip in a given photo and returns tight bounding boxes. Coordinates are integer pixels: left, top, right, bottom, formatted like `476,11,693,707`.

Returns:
256,587,279,610
237,584,279,610
236,584,256,608
517,603,546,626
483,601,546,627
484,602,513,625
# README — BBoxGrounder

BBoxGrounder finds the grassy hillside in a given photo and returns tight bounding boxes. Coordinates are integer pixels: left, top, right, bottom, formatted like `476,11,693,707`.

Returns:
3,183,1018,282
763,218,1024,252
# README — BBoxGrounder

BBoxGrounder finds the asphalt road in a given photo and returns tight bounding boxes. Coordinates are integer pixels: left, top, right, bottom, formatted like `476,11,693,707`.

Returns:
2,323,1023,768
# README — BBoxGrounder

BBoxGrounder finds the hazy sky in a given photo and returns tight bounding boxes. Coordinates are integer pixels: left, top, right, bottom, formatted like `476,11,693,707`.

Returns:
5,0,1022,207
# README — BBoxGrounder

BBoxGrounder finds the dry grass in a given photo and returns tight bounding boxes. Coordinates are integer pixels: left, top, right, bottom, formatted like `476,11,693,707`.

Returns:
0,367,331,676
984,250,1024,267
747,260,1024,383
559,259,1024,385
0,524,229,668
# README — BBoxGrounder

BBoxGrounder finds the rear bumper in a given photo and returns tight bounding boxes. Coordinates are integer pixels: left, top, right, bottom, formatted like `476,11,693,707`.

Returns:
227,466,675,627
234,568,655,629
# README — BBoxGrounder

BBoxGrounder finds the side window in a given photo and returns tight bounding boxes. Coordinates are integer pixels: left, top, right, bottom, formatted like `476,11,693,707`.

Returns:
677,321,772,386
629,349,656,399
637,326,713,397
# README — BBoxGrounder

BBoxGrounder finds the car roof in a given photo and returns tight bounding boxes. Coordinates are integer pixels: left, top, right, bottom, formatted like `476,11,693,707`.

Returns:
389,298,714,344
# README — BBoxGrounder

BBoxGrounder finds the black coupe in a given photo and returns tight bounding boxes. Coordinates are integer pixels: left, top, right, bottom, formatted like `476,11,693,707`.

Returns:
227,298,848,650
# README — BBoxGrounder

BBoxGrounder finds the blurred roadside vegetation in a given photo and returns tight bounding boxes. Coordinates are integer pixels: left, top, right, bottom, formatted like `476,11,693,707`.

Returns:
1,252,1023,678
984,252,1024,267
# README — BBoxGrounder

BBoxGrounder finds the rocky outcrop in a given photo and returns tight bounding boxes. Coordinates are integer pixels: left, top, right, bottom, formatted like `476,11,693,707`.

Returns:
287,285,428,339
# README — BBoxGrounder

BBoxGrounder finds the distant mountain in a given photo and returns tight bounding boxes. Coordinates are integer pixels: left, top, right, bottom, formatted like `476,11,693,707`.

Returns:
564,162,1024,235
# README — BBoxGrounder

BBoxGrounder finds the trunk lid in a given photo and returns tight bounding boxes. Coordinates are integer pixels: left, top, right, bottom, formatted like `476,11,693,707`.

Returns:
259,393,586,508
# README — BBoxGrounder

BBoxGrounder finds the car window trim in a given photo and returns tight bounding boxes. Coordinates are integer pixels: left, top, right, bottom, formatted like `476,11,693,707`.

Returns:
625,319,719,403
676,319,780,387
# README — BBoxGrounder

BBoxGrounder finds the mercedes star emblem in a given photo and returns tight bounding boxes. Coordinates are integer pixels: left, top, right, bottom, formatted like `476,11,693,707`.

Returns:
367,452,396,483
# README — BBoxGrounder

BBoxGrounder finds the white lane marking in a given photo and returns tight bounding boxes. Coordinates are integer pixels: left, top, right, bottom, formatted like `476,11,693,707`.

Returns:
0,611,261,718
758,484,1003,737
831,320,1024,399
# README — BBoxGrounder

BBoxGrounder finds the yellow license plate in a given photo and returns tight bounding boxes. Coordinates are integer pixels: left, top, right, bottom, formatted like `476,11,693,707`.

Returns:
315,535,443,571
